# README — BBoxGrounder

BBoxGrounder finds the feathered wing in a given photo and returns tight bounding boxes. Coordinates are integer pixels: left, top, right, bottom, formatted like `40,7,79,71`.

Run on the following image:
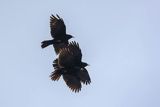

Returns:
50,69,62,81
67,42,91,85
52,59,59,69
53,42,68,55
52,58,82,92
50,59,62,81
77,67,91,85
58,41,82,67
58,46,75,67
67,41,82,62
63,74,81,92
50,14,66,38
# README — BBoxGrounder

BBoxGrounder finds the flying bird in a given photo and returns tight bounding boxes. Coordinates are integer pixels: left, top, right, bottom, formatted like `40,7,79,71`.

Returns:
50,41,91,92
41,14,73,54
41,14,91,92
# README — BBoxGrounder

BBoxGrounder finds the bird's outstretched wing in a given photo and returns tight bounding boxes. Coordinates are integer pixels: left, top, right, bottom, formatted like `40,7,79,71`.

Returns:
50,59,62,81
53,42,68,55
50,14,66,38
77,67,91,85
50,69,62,81
58,45,75,67
58,41,82,67
52,59,59,69
63,74,81,92
67,41,82,62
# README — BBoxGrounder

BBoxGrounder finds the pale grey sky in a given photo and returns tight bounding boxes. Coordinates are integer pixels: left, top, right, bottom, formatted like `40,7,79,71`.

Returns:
0,0,160,107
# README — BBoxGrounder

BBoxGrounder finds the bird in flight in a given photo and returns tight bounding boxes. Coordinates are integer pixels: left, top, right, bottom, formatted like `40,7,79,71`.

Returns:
41,14,91,93
50,41,91,92
41,14,73,54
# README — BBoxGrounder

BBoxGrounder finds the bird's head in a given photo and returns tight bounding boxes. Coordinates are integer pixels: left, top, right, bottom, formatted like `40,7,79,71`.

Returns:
81,62,89,67
66,34,74,40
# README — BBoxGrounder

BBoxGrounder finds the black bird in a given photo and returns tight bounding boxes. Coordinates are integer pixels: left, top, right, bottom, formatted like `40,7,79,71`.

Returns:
41,14,73,54
50,41,91,92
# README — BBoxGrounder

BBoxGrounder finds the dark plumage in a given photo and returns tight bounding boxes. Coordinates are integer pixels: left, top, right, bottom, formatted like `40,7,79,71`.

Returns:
41,14,91,92
50,41,91,92
41,14,73,54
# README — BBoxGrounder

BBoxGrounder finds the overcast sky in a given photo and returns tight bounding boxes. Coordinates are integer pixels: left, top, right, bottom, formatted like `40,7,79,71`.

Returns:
0,0,160,107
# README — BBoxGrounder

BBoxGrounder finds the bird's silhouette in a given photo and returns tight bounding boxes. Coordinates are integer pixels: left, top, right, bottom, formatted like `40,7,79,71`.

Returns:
50,41,91,92
41,14,73,54
41,15,91,92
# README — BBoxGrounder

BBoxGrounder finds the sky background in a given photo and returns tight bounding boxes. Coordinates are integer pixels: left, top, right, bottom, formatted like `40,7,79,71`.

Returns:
0,0,160,107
